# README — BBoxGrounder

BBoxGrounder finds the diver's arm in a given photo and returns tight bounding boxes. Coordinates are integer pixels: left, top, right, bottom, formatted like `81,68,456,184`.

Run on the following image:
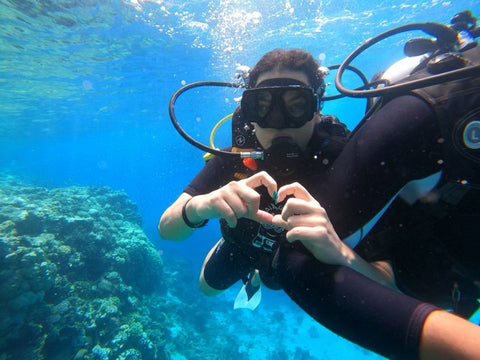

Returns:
369,260,398,289
273,182,399,289
158,192,197,241
158,190,238,241
278,248,480,359
159,171,278,241
159,153,231,241
300,231,399,289
299,227,398,289
342,252,398,290
420,310,480,360
291,212,399,289
290,216,399,289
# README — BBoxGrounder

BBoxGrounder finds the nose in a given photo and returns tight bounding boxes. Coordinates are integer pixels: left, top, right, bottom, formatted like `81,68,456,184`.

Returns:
265,105,287,129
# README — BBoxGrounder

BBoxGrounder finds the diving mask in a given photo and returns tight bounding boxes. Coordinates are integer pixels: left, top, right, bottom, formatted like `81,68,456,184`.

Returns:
241,81,317,129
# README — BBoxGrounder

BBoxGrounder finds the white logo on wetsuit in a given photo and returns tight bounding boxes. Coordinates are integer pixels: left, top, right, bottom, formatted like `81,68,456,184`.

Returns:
252,202,284,252
235,135,246,147
463,120,480,149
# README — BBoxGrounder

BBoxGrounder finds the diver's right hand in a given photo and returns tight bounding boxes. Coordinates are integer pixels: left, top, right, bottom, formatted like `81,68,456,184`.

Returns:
271,181,347,266
187,171,278,227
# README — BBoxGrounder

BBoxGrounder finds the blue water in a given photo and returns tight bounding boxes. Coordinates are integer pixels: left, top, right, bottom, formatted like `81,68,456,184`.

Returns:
1,0,479,359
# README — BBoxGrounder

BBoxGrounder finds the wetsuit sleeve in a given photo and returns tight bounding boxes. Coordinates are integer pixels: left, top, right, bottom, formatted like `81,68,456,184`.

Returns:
317,95,443,239
277,243,438,360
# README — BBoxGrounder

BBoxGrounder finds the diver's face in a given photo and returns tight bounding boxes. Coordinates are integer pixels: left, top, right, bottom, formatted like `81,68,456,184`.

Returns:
252,69,315,150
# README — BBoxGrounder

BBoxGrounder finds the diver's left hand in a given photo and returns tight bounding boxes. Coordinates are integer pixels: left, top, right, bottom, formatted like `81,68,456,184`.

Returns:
271,182,348,266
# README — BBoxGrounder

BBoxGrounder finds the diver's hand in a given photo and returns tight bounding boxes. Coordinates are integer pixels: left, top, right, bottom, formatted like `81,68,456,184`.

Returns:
188,171,278,227
271,182,347,265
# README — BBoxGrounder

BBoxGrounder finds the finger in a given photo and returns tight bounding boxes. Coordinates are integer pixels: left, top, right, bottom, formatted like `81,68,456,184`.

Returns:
281,197,322,221
243,171,278,198
220,181,260,219
234,185,262,218
282,212,328,229
252,209,274,224
276,182,316,203
285,225,328,244
271,214,289,229
223,189,249,216
214,200,238,228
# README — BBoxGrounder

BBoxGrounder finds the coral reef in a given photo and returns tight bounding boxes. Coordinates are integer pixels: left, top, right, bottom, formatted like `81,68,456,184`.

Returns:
0,179,166,360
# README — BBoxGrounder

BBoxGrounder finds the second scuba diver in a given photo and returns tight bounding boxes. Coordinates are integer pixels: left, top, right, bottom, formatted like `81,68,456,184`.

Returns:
269,10,480,360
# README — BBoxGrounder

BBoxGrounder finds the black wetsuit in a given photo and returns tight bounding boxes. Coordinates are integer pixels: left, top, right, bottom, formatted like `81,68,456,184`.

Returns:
186,154,301,291
184,119,348,291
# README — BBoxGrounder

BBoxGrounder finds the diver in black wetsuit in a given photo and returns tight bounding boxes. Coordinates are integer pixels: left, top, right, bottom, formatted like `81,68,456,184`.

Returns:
159,48,351,298
270,16,480,360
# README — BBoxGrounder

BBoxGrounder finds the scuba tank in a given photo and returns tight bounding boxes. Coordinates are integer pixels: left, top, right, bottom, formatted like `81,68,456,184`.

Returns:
380,55,428,85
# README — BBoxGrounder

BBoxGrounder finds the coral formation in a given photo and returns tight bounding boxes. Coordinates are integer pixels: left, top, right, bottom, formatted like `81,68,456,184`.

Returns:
0,179,166,359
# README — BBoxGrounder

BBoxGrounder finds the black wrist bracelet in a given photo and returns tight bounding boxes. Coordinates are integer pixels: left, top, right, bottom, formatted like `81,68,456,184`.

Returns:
182,198,208,228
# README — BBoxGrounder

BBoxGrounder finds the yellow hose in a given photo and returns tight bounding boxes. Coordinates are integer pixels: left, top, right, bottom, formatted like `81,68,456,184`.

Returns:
203,113,233,161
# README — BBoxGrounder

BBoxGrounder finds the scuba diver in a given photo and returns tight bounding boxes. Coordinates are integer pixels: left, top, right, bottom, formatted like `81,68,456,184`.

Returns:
159,48,351,306
266,9,480,360
159,9,480,360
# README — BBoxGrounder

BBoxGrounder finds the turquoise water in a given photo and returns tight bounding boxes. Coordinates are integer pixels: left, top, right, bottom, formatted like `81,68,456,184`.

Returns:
1,1,479,359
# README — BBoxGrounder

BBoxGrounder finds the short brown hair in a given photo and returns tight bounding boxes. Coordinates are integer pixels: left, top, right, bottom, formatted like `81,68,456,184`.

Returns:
249,49,323,90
